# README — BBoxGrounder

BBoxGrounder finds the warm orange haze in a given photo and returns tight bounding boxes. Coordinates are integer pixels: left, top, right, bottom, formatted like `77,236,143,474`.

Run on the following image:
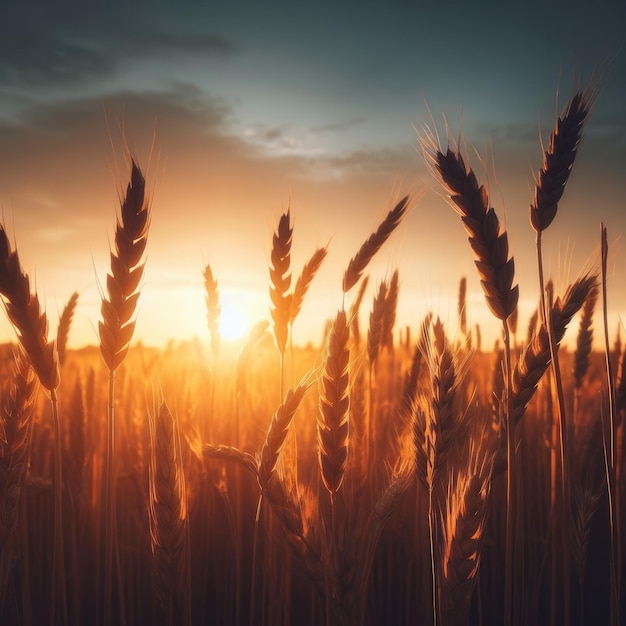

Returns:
1,2,626,626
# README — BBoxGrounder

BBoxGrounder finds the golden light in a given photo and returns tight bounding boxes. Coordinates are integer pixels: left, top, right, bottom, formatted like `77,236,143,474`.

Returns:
218,295,250,341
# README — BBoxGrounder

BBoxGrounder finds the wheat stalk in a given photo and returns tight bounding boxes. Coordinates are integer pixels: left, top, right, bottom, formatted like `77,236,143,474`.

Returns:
421,130,518,626
342,195,410,294
99,160,150,372
439,445,493,626
421,140,518,322
56,291,79,368
270,210,293,360
258,381,311,487
381,270,399,353
367,280,388,370
0,227,60,391
511,275,597,427
318,310,350,496
0,353,36,553
0,225,66,624
290,245,328,323
99,159,150,626
148,401,188,626
203,264,221,359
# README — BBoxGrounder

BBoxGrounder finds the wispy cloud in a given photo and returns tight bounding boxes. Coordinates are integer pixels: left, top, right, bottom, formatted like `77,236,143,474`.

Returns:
0,35,115,88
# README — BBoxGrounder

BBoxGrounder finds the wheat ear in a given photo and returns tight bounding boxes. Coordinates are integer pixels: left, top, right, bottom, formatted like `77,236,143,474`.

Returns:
318,310,350,496
290,245,328,323
269,210,292,358
381,269,399,352
203,264,221,358
56,291,79,368
258,380,311,487
439,447,493,626
511,275,597,427
421,133,518,625
148,401,187,625
367,280,388,369
342,195,409,293
99,160,150,372
0,353,36,553
422,142,518,321
530,89,595,233
0,227,60,391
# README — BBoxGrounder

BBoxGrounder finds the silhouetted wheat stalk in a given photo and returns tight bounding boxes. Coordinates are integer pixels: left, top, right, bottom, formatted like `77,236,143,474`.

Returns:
414,318,468,626
318,310,350,498
317,309,350,623
421,131,518,626
531,89,595,322
573,284,598,429
269,210,293,398
0,225,66,625
600,225,620,625
0,353,36,556
290,245,328,326
367,279,387,463
99,160,150,626
530,89,595,624
148,401,189,626
342,195,410,295
510,275,597,429
439,443,493,626
56,291,79,368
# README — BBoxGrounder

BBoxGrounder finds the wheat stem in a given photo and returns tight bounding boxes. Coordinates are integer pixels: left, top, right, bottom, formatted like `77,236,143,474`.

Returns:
600,225,620,625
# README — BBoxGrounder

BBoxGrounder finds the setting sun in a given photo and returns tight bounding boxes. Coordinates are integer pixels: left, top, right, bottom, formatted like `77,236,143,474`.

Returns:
218,297,249,341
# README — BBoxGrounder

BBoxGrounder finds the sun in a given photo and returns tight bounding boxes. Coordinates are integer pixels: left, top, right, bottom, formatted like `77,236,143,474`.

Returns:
218,299,249,341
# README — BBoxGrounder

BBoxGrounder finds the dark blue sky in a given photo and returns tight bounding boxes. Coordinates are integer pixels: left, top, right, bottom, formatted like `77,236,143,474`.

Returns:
0,1,624,347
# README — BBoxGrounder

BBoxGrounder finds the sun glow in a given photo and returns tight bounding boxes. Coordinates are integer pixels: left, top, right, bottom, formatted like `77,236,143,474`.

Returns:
218,297,250,341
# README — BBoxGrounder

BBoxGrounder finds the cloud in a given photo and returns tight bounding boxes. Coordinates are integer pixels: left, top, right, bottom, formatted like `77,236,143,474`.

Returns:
311,118,367,134
0,86,415,237
0,35,115,88
0,12,237,93
119,30,238,57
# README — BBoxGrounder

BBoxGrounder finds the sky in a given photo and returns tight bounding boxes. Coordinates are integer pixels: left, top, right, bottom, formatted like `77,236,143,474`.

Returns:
0,1,625,352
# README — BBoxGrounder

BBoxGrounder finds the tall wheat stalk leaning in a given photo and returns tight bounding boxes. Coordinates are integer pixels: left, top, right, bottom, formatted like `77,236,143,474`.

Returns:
98,160,151,626
421,133,518,626
530,88,594,626
0,225,66,625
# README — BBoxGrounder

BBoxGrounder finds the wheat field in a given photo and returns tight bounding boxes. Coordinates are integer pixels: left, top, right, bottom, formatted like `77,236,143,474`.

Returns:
0,88,624,626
